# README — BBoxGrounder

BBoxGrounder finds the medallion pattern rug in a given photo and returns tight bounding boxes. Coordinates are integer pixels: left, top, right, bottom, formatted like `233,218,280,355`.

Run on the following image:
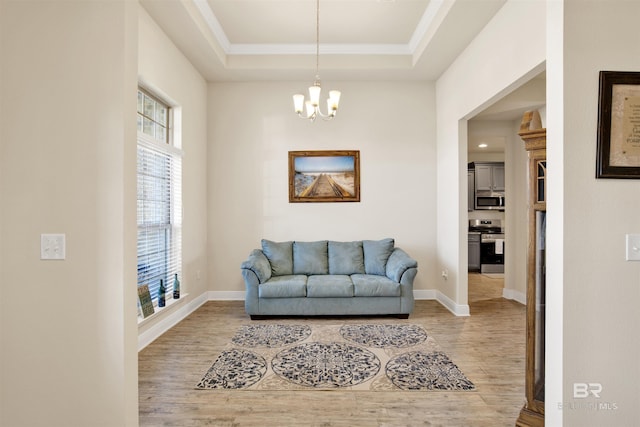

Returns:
196,324,475,391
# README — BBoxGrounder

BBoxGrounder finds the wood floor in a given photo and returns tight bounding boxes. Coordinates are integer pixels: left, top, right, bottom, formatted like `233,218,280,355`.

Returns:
138,274,525,427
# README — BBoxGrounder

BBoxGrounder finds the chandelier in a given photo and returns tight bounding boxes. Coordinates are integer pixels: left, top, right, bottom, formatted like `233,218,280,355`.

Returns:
293,0,341,121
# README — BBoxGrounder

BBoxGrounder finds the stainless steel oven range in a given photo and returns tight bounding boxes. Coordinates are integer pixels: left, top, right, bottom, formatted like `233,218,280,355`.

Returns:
468,219,504,274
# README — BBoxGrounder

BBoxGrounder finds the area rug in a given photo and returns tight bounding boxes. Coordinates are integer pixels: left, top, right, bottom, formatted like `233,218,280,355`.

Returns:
195,324,475,391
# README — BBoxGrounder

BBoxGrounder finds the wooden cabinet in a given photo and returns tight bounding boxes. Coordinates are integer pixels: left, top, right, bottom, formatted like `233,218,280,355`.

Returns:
475,162,505,192
516,111,546,427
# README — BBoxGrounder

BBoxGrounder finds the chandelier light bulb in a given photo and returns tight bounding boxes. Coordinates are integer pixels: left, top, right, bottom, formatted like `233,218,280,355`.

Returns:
329,90,341,111
293,94,305,114
309,83,321,107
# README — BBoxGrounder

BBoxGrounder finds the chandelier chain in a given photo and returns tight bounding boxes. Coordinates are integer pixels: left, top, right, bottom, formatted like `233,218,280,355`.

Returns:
315,0,320,78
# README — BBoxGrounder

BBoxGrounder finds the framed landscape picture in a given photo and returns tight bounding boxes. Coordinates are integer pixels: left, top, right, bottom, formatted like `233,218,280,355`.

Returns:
596,71,640,178
289,150,360,202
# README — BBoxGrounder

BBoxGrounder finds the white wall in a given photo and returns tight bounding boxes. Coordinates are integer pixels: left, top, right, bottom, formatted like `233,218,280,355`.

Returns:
436,0,546,310
0,2,139,426
207,81,437,295
137,6,209,335
553,1,640,424
506,119,529,302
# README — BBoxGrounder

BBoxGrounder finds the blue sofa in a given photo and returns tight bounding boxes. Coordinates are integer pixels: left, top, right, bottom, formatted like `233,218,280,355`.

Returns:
240,239,418,319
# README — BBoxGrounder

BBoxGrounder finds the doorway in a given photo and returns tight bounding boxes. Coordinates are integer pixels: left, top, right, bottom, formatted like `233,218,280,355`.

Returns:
466,72,546,308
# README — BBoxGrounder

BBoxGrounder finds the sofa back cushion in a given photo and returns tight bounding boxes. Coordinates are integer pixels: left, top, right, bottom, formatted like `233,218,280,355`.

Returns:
261,239,293,276
362,238,395,276
328,241,365,275
293,241,328,275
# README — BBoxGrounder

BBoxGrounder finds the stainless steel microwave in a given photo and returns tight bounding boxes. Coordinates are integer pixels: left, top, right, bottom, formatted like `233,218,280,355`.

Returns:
475,193,505,210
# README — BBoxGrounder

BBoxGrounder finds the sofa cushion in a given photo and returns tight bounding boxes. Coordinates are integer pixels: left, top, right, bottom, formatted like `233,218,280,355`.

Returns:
293,241,328,275
241,249,272,283
351,274,401,297
306,275,353,298
261,239,293,276
259,275,307,298
362,238,395,276
328,241,365,275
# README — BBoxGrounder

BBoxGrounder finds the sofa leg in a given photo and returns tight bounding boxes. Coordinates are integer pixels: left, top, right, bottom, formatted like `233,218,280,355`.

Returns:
396,314,410,319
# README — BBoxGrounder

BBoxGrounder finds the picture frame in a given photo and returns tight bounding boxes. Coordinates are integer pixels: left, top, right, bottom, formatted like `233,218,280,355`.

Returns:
137,284,155,318
289,150,360,203
596,71,640,179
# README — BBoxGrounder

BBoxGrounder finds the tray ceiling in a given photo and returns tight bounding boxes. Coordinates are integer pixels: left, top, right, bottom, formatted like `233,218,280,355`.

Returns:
141,0,506,81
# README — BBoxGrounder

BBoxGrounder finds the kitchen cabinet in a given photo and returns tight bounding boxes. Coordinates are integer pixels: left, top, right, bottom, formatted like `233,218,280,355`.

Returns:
475,163,504,192
468,232,481,271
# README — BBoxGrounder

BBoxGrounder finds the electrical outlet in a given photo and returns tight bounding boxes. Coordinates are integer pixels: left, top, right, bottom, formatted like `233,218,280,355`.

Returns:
41,234,66,260
441,269,448,280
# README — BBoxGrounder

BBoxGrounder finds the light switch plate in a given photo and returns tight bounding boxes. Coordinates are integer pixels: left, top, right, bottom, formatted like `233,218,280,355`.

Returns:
626,234,640,261
41,234,66,260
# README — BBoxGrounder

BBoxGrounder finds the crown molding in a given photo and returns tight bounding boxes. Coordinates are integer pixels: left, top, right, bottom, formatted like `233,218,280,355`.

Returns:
192,0,231,52
227,43,412,56
192,0,446,58
408,0,445,52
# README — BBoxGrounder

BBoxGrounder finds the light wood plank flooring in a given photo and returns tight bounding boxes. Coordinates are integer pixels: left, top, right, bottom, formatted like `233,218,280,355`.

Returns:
139,274,525,426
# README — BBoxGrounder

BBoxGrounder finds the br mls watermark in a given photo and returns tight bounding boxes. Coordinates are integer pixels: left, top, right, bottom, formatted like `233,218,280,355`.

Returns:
574,382,602,398
557,383,618,411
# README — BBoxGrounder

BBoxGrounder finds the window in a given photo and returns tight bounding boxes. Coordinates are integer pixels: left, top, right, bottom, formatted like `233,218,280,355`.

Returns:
137,88,182,308
138,89,169,144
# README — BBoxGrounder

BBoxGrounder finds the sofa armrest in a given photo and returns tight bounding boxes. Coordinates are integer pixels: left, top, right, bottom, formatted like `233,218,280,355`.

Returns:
386,248,418,283
241,268,260,315
240,249,272,284
241,249,270,316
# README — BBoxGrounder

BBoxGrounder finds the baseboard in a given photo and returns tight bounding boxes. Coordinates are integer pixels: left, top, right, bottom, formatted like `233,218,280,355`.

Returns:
502,288,526,305
413,289,469,316
413,289,437,300
138,288,470,350
138,292,208,351
208,290,245,300
435,291,470,317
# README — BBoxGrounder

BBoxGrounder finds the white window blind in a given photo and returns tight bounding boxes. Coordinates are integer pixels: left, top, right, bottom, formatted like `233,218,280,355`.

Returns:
137,89,182,307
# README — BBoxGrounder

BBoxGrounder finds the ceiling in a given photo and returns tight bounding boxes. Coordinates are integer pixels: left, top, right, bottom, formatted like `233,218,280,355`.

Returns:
140,0,507,82
468,71,546,153
141,0,546,154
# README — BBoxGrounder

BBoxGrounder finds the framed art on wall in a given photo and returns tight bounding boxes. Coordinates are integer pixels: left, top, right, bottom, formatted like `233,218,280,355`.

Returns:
596,71,640,178
289,150,360,202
